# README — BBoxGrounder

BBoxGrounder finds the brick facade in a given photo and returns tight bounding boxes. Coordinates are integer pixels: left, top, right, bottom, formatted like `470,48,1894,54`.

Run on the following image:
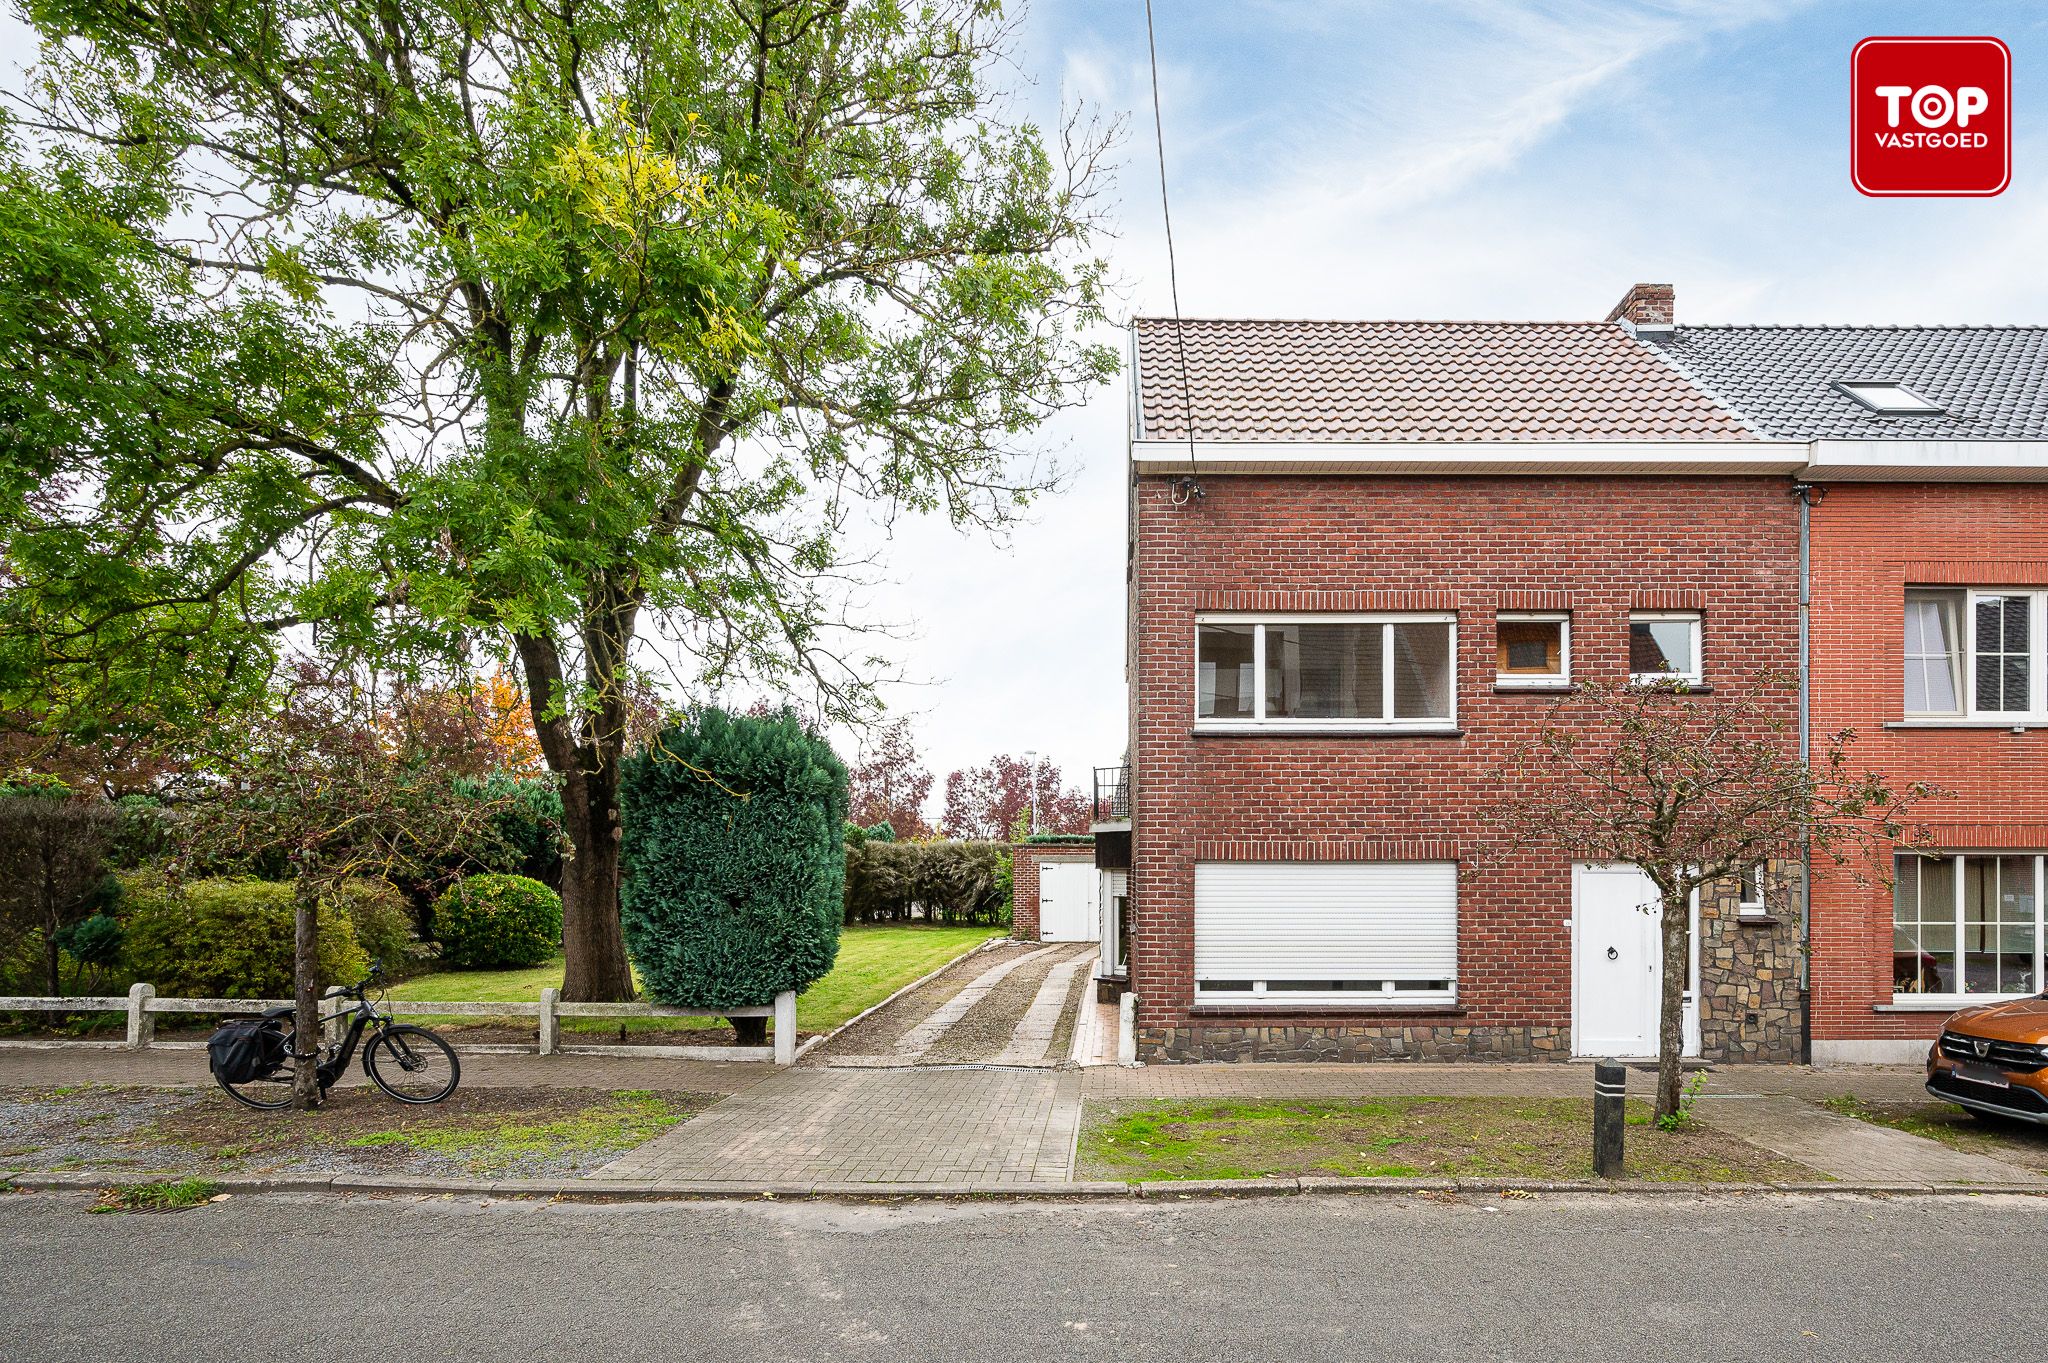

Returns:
1129,473,1804,1063
1009,841,1095,941
1808,483,2048,1060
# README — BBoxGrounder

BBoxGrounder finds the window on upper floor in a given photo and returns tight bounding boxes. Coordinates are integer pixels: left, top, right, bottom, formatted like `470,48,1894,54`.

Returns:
1195,615,1456,730
1902,587,2048,720
1628,611,1702,685
1496,613,1569,688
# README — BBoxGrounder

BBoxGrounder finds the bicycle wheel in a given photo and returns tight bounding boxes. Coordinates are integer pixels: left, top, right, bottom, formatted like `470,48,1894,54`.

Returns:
214,1023,299,1111
362,1024,460,1104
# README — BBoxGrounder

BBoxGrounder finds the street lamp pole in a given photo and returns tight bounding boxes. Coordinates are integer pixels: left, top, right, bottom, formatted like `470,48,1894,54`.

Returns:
1022,749,1038,837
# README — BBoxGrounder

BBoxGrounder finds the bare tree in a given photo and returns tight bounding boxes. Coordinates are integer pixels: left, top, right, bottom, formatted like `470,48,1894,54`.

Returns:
1488,674,1935,1120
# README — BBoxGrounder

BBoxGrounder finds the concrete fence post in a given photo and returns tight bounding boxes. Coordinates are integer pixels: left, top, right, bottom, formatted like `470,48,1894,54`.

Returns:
772,990,797,1066
125,982,154,1050
1117,992,1138,1067
538,987,560,1056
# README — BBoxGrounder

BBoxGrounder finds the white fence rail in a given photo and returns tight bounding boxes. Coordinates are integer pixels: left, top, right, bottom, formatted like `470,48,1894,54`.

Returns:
0,982,798,1065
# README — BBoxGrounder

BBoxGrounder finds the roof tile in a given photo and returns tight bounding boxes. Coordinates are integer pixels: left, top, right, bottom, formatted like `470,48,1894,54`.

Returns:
1132,317,1756,443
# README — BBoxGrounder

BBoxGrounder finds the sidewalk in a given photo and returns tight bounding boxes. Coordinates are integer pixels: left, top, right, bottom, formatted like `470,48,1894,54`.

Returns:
8,1042,2037,1190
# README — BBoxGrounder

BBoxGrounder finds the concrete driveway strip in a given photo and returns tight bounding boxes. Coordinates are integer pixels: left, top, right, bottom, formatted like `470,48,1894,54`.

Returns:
885,946,1056,1061
989,954,1090,1066
7,1190,2048,1362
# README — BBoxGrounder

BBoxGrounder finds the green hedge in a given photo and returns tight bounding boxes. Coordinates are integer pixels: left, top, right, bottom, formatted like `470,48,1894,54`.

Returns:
431,874,561,970
620,708,848,1010
120,875,367,998
843,839,1011,926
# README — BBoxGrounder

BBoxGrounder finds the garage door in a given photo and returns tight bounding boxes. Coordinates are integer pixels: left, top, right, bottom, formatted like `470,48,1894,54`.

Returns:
1038,861,1100,942
1194,861,1457,1005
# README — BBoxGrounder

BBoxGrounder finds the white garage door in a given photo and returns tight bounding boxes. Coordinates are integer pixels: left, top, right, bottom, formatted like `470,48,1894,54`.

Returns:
1194,861,1457,1005
1038,861,1100,942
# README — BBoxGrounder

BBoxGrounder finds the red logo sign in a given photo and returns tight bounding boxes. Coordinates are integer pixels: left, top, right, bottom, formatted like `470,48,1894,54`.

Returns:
1852,36,2010,197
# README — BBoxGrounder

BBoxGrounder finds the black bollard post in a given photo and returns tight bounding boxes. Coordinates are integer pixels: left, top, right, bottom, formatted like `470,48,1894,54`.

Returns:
1593,1061,1627,1178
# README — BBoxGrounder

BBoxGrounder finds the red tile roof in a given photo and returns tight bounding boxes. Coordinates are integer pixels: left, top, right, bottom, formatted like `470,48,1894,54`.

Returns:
1132,318,1758,442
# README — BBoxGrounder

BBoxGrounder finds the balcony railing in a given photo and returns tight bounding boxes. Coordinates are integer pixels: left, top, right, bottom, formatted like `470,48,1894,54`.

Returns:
1092,764,1130,823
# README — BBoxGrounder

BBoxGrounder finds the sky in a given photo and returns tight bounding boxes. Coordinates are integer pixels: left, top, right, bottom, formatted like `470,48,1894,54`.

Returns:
8,2,2048,815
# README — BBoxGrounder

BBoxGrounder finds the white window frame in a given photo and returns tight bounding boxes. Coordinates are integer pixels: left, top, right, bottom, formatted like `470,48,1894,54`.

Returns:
1736,861,1768,918
1891,852,2047,1006
1628,610,1703,686
1495,611,1570,690
1193,613,1458,733
1960,588,2048,720
1903,589,1968,719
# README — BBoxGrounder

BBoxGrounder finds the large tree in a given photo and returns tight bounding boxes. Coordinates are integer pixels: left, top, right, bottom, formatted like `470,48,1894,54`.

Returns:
1489,675,1933,1121
940,751,1088,840
847,717,933,838
1,0,1115,999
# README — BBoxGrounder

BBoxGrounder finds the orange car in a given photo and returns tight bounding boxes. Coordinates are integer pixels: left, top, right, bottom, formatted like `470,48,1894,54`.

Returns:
1926,996,2048,1125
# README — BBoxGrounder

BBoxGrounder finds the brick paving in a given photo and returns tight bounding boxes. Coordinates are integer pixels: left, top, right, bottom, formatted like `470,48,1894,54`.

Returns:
593,1065,1082,1184
1695,1094,2042,1185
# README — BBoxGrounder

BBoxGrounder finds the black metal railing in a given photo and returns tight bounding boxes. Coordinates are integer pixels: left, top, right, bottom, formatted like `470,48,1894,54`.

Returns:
1092,764,1130,823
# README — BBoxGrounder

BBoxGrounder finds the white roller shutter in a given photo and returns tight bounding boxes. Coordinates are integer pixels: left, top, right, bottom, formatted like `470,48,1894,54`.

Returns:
1194,861,1457,1003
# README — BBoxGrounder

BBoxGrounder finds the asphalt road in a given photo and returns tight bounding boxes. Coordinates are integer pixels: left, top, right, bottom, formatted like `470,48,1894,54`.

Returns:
3,1189,2043,1362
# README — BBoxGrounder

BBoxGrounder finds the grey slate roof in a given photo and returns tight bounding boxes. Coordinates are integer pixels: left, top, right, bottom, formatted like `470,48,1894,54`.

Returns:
1638,326,2048,441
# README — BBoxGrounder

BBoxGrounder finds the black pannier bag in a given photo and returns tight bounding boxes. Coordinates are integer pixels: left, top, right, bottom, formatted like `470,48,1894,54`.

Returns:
208,1018,288,1084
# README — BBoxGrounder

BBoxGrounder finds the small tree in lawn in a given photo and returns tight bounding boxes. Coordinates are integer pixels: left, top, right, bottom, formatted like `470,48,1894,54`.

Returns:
1488,674,1933,1122
177,664,511,1110
620,709,848,1046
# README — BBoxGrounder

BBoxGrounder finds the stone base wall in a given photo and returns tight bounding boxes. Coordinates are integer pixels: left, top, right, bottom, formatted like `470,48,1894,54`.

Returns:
1696,858,1806,1064
1138,1023,1572,1064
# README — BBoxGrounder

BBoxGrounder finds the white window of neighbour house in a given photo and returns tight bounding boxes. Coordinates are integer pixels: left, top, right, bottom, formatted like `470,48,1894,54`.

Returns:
1903,588,2048,720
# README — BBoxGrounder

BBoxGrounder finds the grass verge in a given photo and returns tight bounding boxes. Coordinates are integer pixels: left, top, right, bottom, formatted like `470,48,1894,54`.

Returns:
90,1177,222,1214
1824,1094,2048,1174
340,1090,688,1174
1078,1097,1819,1184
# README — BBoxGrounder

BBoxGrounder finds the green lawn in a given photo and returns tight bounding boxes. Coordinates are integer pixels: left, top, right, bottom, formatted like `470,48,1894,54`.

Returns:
388,923,996,1036
1078,1097,1822,1184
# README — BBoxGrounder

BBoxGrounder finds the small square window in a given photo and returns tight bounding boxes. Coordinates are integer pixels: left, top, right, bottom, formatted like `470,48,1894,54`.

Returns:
1737,862,1767,917
1836,381,1945,415
1496,614,1568,687
1629,611,1702,684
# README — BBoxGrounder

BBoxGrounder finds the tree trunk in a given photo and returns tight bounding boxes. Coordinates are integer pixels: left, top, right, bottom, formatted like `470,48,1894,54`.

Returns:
731,1015,769,1047
514,628,638,1003
293,874,323,1111
559,762,637,1002
1654,887,1691,1123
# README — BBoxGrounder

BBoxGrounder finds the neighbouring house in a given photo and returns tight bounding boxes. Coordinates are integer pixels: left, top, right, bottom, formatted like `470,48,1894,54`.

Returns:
1104,283,2048,1065
1639,324,2048,1067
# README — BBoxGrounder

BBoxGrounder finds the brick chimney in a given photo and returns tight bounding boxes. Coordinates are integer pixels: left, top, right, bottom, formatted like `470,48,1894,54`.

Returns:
1605,282,1675,330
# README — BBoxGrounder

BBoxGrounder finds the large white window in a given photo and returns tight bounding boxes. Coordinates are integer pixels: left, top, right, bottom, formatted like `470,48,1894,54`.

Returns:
1193,861,1458,1005
1195,615,1456,731
1902,588,2048,719
1894,853,2044,1002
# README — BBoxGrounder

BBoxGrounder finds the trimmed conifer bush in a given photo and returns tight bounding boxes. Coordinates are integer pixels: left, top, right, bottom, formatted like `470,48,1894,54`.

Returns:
431,874,562,969
620,708,848,1038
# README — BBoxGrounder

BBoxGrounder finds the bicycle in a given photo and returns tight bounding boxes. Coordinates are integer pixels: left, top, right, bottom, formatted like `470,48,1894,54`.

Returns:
211,963,460,1110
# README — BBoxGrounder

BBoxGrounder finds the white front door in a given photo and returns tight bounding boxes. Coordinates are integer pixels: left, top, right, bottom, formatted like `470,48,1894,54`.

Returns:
1038,861,1100,942
1572,864,1700,1059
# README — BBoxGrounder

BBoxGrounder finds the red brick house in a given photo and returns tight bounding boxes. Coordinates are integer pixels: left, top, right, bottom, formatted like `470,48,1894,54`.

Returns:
1638,326,2048,1064
1111,285,2048,1064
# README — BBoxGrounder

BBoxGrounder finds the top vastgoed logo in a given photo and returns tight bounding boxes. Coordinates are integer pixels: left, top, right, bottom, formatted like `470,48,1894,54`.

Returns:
1852,36,2011,197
